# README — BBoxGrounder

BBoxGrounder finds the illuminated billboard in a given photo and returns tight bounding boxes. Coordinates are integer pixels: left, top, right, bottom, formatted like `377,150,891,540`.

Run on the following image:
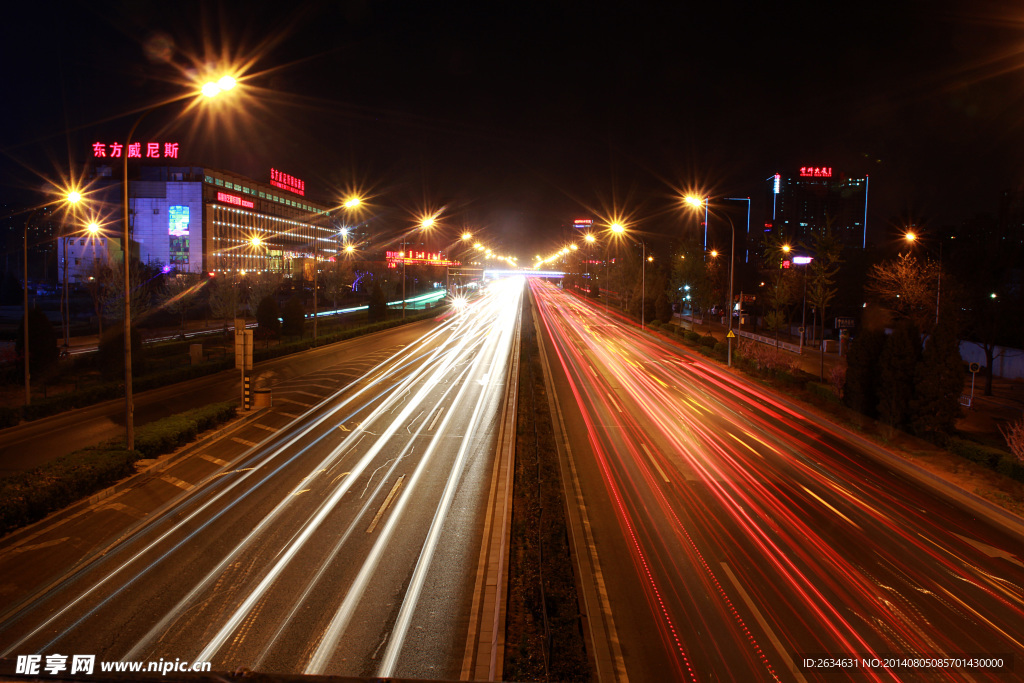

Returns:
573,218,593,229
168,206,190,236
799,166,833,178
217,191,254,209
270,168,305,196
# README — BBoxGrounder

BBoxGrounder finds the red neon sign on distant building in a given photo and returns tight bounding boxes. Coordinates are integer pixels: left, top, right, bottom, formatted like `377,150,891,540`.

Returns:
217,191,254,209
799,166,832,178
92,142,179,159
385,250,459,268
270,168,305,196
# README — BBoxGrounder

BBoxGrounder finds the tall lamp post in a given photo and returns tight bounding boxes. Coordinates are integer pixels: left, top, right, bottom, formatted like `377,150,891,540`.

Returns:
312,195,361,346
904,230,943,326
120,74,236,450
685,196,737,367
23,191,83,405
609,222,648,330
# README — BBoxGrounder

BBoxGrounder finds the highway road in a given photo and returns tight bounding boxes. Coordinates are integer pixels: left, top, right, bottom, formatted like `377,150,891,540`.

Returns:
0,277,523,679
531,280,1024,682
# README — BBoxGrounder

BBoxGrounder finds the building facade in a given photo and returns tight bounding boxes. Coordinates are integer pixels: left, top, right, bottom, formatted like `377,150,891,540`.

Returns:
62,165,335,282
765,167,869,249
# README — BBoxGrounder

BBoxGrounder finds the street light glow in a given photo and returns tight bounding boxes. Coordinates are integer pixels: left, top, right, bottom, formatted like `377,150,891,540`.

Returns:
610,223,625,234
343,196,362,209
462,232,472,241
710,249,719,258
86,222,101,235
584,233,596,243
683,195,705,208
66,191,82,204
905,231,917,242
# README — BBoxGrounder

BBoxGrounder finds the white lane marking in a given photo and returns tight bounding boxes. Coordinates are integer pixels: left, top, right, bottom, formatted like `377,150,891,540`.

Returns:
160,475,194,491
200,454,230,467
231,437,258,447
366,476,405,534
253,423,278,433
720,562,806,683
428,405,446,431
640,443,670,483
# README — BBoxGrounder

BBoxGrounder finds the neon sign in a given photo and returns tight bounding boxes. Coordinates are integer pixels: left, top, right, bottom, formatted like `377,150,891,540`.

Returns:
573,218,593,228
773,173,781,194
270,168,305,196
799,166,832,178
92,142,179,159
385,250,459,268
217,192,254,209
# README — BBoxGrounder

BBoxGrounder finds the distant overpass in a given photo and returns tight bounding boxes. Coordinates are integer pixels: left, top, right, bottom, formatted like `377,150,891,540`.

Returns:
484,269,564,279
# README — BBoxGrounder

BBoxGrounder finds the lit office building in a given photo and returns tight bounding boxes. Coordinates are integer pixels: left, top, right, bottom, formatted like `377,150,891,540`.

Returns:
765,167,869,249
62,165,334,281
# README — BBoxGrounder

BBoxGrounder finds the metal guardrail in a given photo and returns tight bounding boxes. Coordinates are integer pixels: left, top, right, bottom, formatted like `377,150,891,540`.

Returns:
734,328,803,354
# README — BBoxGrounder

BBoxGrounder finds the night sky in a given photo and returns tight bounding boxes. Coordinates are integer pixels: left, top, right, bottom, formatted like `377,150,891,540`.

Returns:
4,0,1024,257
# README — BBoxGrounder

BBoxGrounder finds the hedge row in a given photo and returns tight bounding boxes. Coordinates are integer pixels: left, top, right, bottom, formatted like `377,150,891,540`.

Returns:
947,437,1024,483
0,401,237,533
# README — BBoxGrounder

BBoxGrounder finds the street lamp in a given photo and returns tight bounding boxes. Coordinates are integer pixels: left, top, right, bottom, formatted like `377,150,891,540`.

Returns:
686,196,736,367
120,73,238,449
24,190,84,405
608,222,649,330
61,219,104,353
904,230,941,326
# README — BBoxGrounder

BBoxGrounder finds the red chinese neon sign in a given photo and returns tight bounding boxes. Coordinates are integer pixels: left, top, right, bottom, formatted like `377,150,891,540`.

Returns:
217,192,254,209
270,168,305,196
799,166,832,178
92,142,179,159
385,250,459,268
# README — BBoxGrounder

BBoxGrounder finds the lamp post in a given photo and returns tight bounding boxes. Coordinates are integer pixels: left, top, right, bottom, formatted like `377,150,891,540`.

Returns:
685,196,736,367
904,230,942,327
119,74,236,450
609,222,649,330
23,191,83,405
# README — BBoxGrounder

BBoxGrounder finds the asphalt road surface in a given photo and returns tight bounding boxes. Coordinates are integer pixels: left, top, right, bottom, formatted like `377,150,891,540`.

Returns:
531,280,1024,682
0,277,523,679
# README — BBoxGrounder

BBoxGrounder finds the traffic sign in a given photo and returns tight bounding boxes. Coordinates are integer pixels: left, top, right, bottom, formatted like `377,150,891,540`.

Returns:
969,362,980,374
726,330,736,338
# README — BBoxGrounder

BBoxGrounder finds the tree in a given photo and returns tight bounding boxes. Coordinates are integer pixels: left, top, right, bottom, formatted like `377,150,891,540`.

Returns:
255,295,281,339
910,316,963,441
162,271,203,338
208,274,242,324
865,253,940,332
807,224,842,380
15,307,59,375
877,321,921,429
759,233,798,344
368,282,388,322
82,260,113,338
842,329,887,418
321,258,354,310
282,295,305,337
246,273,283,318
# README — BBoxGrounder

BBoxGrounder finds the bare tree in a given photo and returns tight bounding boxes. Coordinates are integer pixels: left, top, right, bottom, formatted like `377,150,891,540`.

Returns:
161,270,204,338
321,258,354,309
245,272,284,317
807,224,842,380
866,252,940,332
208,273,242,326
82,259,113,338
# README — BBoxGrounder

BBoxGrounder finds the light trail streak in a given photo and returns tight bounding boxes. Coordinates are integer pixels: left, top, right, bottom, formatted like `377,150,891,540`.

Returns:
2,278,523,679
530,280,1024,680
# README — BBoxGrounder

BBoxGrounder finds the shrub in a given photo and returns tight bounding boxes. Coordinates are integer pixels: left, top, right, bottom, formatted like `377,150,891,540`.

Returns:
98,327,145,381
713,341,728,356
256,295,281,338
663,323,680,336
15,307,59,375
699,334,717,348
684,330,700,344
648,319,662,329
947,437,1006,468
806,381,841,404
282,296,306,337
0,401,238,533
999,418,1024,465
0,406,20,429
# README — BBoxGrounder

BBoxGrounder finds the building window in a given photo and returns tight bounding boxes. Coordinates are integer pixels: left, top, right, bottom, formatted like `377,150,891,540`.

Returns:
215,178,224,186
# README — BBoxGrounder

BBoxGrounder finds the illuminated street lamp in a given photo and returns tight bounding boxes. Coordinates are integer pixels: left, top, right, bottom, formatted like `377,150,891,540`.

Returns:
61,219,104,352
120,72,238,449
904,230,941,326
24,190,84,405
686,196,737,367
607,221,648,330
